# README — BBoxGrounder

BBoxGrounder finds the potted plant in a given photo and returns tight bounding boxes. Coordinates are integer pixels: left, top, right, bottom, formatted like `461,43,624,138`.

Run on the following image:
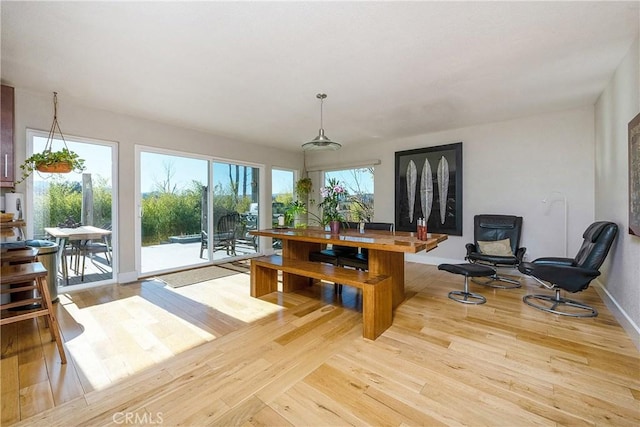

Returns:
295,177,313,199
289,177,314,227
285,200,307,228
15,92,86,185
15,148,85,185
318,178,348,233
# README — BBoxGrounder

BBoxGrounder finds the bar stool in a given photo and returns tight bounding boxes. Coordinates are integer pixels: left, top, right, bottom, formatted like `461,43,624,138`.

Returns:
1,247,39,265
0,262,67,363
1,247,40,309
438,263,495,305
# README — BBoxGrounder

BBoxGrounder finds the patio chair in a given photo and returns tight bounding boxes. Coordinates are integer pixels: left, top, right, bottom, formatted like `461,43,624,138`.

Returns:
200,213,240,258
77,224,112,280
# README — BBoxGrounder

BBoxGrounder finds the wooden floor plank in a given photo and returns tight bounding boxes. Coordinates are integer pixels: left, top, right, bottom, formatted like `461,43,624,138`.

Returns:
1,263,638,426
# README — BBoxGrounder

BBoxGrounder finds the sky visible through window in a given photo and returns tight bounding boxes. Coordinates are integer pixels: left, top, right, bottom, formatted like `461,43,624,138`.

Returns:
33,136,112,185
39,140,368,198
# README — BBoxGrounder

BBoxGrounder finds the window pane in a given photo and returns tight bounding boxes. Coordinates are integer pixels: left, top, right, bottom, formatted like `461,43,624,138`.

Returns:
32,135,115,286
325,167,374,221
140,152,208,274
271,168,294,253
211,161,260,260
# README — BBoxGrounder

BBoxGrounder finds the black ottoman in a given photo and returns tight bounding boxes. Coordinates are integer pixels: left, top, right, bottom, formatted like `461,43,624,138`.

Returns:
438,263,496,304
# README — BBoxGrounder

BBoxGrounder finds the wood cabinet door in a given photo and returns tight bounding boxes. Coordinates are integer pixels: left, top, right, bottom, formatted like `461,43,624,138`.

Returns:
1,85,15,187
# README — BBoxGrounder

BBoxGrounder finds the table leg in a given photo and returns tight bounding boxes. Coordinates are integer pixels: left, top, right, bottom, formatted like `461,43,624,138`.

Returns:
367,249,405,309
281,239,321,292
55,237,69,286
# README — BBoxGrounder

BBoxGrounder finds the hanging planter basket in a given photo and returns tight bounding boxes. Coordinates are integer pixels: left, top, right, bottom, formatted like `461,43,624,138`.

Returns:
14,92,86,185
36,161,73,174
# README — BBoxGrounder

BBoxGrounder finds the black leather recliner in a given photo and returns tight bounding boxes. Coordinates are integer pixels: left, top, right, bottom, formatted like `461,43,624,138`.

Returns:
518,221,618,317
465,214,526,288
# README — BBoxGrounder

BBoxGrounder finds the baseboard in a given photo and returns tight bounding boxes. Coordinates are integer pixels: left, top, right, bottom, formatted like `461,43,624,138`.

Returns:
405,254,463,265
593,279,640,351
405,254,526,277
117,271,138,284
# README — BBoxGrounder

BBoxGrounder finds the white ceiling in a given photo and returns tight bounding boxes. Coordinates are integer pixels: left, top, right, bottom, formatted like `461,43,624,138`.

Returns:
1,1,638,151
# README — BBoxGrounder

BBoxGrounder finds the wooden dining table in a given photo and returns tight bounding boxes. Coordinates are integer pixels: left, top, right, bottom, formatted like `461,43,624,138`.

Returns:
250,226,447,308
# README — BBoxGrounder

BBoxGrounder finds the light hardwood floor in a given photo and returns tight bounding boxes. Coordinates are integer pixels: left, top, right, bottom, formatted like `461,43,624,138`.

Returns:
1,263,639,426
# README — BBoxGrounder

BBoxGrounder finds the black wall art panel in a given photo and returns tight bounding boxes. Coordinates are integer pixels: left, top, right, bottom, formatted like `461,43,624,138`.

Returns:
395,142,462,235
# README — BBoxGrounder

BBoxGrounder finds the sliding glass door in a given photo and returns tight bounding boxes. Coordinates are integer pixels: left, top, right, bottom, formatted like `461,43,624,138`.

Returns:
211,161,260,261
138,150,261,276
139,151,208,275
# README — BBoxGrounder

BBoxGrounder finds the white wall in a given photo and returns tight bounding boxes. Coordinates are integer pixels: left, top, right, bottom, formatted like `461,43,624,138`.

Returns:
309,107,596,265
594,36,640,343
10,89,302,281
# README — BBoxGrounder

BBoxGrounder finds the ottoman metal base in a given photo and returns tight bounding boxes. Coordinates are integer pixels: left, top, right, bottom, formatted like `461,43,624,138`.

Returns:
448,279,487,305
438,263,495,305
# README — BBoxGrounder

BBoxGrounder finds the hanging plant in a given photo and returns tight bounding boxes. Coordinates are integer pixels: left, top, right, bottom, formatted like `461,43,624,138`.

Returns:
15,92,86,185
295,177,313,198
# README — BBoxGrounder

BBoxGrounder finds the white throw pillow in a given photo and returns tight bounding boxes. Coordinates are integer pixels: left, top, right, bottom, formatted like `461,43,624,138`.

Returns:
477,238,513,256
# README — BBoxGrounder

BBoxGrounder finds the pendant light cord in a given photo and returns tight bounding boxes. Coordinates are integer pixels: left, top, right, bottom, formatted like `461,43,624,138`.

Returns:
317,93,326,131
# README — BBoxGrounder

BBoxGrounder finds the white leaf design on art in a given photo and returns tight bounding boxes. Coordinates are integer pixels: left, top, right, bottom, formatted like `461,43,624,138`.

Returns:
406,160,417,223
420,159,433,222
437,156,449,224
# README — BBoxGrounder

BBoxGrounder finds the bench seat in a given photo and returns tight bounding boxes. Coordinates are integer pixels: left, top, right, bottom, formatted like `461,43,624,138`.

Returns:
250,255,392,340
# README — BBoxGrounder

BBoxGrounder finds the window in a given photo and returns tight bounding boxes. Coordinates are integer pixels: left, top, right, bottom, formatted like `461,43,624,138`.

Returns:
271,168,295,252
27,129,117,287
325,167,374,221
272,168,294,225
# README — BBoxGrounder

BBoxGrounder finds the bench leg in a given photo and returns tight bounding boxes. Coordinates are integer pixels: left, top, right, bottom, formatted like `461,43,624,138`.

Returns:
250,263,278,298
361,277,393,340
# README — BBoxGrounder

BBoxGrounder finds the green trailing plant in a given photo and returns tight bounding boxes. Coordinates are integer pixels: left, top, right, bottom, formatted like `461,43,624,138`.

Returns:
15,148,86,185
295,177,313,198
16,92,86,185
285,199,325,228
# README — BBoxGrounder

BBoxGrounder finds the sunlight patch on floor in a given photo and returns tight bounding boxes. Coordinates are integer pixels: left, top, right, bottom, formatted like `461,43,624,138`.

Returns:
164,273,285,323
59,293,215,390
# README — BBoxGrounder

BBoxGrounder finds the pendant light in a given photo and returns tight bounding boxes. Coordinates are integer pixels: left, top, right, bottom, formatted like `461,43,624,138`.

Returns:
302,93,342,151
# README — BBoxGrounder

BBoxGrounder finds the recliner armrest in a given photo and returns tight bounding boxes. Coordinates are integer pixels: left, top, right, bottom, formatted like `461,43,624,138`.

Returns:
465,243,477,258
532,257,575,267
515,247,526,262
522,263,600,293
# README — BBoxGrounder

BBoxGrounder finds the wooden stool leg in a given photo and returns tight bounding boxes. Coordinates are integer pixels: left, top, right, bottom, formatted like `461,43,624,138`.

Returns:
36,276,67,364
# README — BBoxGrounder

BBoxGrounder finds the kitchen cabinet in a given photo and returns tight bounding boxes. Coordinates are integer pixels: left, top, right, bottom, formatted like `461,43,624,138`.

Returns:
1,85,15,187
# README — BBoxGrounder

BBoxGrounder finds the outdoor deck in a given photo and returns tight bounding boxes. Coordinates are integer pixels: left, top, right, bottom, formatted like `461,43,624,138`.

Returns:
58,238,260,287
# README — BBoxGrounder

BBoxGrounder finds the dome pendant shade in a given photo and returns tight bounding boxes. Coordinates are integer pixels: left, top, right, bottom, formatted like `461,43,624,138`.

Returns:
302,93,342,151
302,129,341,151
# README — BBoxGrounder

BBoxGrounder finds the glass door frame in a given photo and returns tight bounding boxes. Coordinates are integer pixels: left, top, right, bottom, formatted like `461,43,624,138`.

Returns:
25,128,119,291
134,145,265,278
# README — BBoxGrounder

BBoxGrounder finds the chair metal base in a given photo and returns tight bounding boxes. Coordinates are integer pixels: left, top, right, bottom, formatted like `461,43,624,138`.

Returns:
523,291,597,317
472,273,521,289
448,290,486,304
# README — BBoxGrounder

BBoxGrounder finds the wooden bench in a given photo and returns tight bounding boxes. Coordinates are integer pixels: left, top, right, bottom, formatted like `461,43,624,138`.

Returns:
250,255,392,340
